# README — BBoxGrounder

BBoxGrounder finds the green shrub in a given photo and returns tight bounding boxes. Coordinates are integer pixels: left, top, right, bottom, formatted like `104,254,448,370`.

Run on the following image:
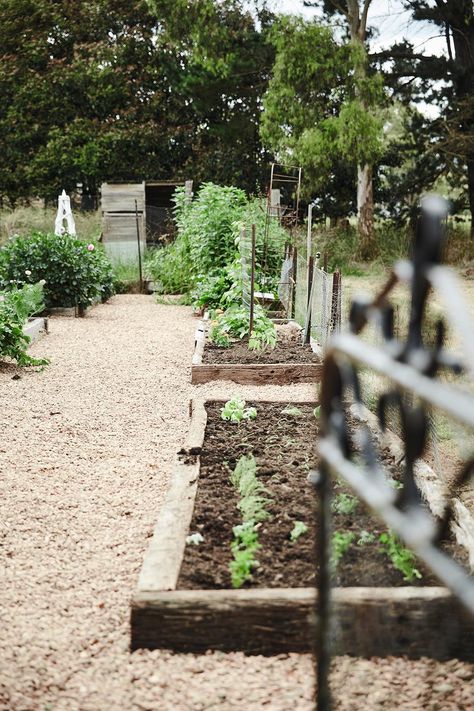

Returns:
232,197,287,277
209,303,277,350
147,183,248,294
0,232,115,308
0,283,49,366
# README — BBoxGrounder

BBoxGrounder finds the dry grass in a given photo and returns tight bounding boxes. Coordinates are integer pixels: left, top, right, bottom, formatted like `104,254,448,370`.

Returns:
0,206,101,245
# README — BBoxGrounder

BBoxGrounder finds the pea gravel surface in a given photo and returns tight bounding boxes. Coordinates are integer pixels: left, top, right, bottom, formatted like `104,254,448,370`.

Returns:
0,295,472,711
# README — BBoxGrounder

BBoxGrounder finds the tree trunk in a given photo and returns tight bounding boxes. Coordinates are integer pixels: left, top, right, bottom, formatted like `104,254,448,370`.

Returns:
468,159,474,239
357,162,374,258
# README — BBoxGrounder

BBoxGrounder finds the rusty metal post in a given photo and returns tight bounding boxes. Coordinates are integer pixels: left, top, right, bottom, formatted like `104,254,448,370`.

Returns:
291,246,298,319
135,199,143,293
249,224,256,336
329,269,341,334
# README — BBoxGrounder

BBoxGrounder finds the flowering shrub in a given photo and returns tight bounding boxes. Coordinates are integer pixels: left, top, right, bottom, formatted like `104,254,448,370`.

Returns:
0,282,49,366
0,232,115,308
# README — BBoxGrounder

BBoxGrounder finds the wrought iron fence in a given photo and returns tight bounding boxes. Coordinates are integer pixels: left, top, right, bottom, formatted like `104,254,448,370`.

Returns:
314,196,474,709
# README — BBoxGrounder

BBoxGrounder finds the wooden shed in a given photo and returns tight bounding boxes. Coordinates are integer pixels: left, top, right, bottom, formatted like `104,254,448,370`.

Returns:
101,180,191,263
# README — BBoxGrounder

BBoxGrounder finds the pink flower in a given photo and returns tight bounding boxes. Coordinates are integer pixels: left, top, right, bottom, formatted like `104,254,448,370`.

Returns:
87,243,95,252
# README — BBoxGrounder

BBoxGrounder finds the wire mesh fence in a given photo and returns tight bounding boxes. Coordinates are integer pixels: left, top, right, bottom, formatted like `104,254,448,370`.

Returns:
293,254,344,349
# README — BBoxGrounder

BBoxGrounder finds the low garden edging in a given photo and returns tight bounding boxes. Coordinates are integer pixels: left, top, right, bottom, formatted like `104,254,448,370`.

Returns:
191,320,323,385
131,398,474,659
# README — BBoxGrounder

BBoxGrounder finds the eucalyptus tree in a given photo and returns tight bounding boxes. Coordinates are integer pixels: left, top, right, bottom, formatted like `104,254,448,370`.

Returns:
299,1,384,255
260,13,384,255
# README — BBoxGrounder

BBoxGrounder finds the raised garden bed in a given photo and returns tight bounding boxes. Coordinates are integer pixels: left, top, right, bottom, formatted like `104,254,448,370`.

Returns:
191,321,323,384
131,399,474,659
23,316,48,344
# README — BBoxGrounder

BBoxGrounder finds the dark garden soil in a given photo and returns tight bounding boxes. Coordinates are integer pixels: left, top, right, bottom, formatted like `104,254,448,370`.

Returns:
178,402,464,591
202,339,321,364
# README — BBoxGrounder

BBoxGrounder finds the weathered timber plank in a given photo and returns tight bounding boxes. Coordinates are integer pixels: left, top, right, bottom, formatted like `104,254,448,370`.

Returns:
183,399,207,453
136,460,200,592
130,586,474,659
191,322,206,366
136,400,207,593
191,362,323,385
101,182,145,212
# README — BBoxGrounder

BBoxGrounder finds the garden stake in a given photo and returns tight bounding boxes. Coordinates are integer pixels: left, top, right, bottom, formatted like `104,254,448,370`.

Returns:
291,245,297,319
249,224,256,336
304,255,314,344
135,199,143,293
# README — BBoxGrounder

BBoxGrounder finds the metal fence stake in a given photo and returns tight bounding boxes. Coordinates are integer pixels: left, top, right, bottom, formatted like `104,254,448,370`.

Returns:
249,224,256,335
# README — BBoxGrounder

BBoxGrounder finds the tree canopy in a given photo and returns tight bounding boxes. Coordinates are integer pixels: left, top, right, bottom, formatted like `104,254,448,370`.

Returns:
0,0,274,204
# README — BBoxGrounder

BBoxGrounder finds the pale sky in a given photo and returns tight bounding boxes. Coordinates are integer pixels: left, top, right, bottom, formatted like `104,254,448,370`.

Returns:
269,0,447,56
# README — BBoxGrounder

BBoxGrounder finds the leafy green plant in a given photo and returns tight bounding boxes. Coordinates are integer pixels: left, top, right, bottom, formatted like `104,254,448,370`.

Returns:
209,303,277,351
229,521,261,588
228,455,273,588
379,532,422,582
147,183,247,295
281,406,303,417
290,521,308,542
331,493,359,516
313,406,321,418
331,531,355,569
190,268,233,310
230,454,272,523
0,283,49,366
221,397,257,423
357,530,376,546
0,232,114,308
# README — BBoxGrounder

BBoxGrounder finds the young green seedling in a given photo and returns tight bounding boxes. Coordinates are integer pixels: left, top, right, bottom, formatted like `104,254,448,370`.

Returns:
331,531,355,570
379,531,422,582
221,397,257,423
290,520,308,542
331,493,359,516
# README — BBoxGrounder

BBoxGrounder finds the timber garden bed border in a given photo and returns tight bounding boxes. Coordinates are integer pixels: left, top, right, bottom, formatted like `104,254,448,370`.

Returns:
191,320,323,385
130,398,474,659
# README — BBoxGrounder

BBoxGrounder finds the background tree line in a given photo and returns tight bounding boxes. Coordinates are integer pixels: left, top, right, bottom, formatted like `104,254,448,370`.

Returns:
0,0,472,253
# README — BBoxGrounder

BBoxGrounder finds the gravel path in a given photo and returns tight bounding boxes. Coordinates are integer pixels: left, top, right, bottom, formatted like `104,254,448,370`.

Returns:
0,294,473,710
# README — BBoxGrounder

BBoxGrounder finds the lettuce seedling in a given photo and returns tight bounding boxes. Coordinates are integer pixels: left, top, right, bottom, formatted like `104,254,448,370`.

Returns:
290,521,308,542
221,397,257,423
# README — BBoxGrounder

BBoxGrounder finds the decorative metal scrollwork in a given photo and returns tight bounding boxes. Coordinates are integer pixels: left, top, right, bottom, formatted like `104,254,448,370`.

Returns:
315,196,474,710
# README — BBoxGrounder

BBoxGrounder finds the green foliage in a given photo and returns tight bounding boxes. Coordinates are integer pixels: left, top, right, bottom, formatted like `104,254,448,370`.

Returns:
0,1,274,204
187,184,248,273
261,15,384,219
233,197,287,277
146,236,194,295
357,530,376,546
290,520,308,542
190,269,234,311
229,521,261,588
229,454,273,588
0,283,49,366
209,303,277,351
221,397,257,424
230,454,271,524
0,232,115,308
281,406,303,417
331,531,355,569
313,406,321,418
147,184,247,295
331,493,359,516
379,532,422,582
